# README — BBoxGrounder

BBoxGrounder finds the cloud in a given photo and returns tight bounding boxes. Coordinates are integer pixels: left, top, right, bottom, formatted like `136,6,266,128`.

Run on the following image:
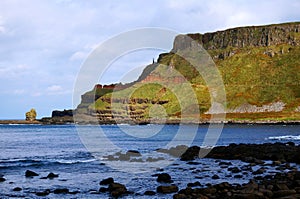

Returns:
13,89,25,95
47,85,63,92
70,51,88,61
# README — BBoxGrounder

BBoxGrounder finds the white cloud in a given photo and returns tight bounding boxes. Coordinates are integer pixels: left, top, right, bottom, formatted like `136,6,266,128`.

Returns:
13,89,25,95
70,51,88,61
47,85,63,92
32,92,42,97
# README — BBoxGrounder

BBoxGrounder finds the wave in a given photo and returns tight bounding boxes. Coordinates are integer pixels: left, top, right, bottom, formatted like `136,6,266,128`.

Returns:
0,158,98,169
267,135,300,141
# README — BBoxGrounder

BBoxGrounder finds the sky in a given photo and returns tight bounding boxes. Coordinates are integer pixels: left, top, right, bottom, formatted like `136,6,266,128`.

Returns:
0,0,299,119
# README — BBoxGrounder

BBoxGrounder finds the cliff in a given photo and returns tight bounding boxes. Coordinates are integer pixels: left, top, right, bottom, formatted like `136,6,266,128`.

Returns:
173,22,300,53
73,22,300,124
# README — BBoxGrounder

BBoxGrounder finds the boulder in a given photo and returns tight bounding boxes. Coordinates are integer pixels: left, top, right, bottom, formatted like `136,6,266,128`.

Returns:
25,170,39,177
36,189,50,196
100,177,114,185
157,173,172,183
144,190,156,195
13,187,22,191
180,146,200,161
126,150,142,157
157,185,178,194
53,188,69,194
108,182,127,197
47,172,59,179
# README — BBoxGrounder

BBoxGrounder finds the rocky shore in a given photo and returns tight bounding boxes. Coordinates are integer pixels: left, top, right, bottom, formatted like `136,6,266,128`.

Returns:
1,143,300,198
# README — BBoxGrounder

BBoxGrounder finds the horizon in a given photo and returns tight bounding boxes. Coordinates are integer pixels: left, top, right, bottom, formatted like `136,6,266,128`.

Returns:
1,0,300,119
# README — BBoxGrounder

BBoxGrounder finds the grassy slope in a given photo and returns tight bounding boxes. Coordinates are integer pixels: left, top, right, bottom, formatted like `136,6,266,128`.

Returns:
83,43,300,122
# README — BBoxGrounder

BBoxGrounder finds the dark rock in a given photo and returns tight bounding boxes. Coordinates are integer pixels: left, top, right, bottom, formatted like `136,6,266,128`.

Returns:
253,168,265,175
47,172,59,179
99,187,108,193
229,166,241,173
180,146,200,161
212,174,220,179
234,174,243,179
53,188,69,194
273,190,297,197
0,177,5,182
52,109,73,117
25,170,39,177
126,150,142,157
187,181,201,187
157,173,173,183
274,183,289,190
173,193,188,199
219,161,232,166
144,190,156,195
187,161,200,165
206,143,300,164
100,177,114,185
108,182,127,197
157,185,178,194
13,187,22,191
36,189,50,196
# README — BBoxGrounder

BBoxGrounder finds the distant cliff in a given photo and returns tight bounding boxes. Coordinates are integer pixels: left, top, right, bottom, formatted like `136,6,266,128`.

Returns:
173,22,300,51
70,22,300,124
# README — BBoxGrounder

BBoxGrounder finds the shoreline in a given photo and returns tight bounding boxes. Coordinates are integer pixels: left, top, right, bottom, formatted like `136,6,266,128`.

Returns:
0,119,299,125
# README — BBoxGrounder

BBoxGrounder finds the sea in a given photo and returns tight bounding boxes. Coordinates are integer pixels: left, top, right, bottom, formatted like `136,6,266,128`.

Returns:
0,124,299,198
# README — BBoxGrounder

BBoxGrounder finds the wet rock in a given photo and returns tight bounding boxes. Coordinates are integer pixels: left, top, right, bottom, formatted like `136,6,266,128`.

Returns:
36,189,50,196
273,190,297,197
157,173,173,183
25,170,39,177
212,174,220,179
180,146,200,161
119,153,130,161
108,182,127,197
146,157,164,162
126,150,142,157
53,188,69,194
219,161,232,166
100,177,114,185
253,168,265,175
228,166,241,173
234,174,243,178
12,187,22,191
157,185,178,194
0,177,5,182
187,181,201,187
99,187,108,193
144,190,156,195
274,183,289,190
47,172,59,179
173,193,188,199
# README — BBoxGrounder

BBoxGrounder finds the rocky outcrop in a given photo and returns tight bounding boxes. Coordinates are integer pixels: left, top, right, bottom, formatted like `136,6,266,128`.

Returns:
179,143,300,163
172,22,300,52
52,109,73,117
25,108,37,121
228,101,285,113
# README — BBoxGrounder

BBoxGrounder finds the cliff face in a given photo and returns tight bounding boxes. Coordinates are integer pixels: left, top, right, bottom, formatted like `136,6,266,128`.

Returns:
173,22,300,52
73,22,300,123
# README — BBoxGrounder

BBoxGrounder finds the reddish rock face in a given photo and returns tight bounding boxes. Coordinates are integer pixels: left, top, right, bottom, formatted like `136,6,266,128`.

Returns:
141,73,185,84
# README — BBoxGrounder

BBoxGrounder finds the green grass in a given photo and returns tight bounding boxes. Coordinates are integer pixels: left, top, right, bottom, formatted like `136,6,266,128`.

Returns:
78,42,300,121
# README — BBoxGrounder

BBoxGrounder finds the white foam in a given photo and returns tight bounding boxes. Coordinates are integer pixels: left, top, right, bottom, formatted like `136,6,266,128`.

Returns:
267,135,300,141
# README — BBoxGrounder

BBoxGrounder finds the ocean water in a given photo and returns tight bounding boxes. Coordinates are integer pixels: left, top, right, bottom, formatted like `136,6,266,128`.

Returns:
0,124,299,198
